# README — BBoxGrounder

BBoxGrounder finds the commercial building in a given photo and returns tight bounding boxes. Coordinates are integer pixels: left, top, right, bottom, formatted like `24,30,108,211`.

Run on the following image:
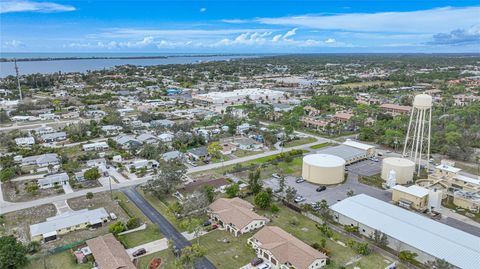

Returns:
86,234,136,269
316,141,373,165
30,208,109,242
380,103,412,115
392,185,429,211
330,194,480,269
302,154,345,185
208,198,268,237
194,88,285,105
381,157,415,185
248,226,328,269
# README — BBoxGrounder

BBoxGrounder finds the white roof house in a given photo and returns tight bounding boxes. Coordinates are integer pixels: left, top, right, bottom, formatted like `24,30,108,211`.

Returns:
15,137,35,147
38,173,69,188
21,153,60,167
331,194,480,269
29,208,109,238
82,141,109,151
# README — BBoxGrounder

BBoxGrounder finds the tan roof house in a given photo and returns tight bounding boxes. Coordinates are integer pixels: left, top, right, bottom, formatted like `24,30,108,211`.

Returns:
248,226,328,269
208,197,268,236
86,233,136,269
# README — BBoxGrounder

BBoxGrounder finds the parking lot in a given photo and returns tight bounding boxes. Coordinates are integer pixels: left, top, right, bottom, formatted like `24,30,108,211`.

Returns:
264,159,389,206
346,159,381,177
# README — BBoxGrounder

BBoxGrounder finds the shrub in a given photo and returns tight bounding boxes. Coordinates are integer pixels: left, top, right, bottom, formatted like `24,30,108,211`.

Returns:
109,221,127,235
126,217,141,229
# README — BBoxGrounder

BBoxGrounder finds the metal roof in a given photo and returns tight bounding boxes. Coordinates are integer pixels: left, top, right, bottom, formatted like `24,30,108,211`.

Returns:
30,208,109,237
331,194,480,269
316,144,366,162
392,185,429,197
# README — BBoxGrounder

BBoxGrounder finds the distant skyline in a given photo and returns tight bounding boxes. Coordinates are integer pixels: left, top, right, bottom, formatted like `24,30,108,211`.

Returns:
1,0,479,53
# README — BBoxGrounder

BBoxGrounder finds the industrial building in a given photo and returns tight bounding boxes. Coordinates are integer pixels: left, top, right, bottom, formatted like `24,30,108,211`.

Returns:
302,154,345,185
381,157,415,185
392,185,429,211
330,194,480,269
316,140,375,165
193,88,285,105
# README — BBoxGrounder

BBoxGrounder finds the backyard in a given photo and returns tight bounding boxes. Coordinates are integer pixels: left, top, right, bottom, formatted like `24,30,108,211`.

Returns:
25,250,91,269
1,179,65,202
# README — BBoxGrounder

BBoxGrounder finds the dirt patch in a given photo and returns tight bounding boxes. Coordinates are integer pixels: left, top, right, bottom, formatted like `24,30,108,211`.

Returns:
71,179,102,190
2,180,65,202
0,204,57,244
67,191,129,222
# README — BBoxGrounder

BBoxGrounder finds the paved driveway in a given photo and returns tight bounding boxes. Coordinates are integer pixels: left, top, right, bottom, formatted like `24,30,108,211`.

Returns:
346,159,381,177
121,187,216,269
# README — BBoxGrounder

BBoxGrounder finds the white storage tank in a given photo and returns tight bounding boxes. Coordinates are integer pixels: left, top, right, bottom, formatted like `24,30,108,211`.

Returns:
381,157,415,184
302,154,345,185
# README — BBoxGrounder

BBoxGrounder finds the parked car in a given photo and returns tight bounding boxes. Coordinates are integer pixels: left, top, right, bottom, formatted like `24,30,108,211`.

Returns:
295,177,305,183
294,196,306,203
203,220,212,227
250,257,264,266
316,186,326,192
274,188,283,193
132,248,146,257
272,173,281,179
211,224,219,230
258,264,271,269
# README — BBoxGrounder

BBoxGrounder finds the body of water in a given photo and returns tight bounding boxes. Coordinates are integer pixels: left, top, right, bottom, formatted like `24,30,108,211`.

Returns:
0,54,257,77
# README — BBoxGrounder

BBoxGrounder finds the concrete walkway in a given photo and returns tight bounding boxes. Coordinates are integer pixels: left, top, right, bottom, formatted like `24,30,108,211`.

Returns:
62,183,74,194
52,200,72,214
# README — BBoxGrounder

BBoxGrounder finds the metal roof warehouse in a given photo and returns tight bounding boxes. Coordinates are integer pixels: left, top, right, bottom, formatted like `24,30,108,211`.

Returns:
330,194,480,269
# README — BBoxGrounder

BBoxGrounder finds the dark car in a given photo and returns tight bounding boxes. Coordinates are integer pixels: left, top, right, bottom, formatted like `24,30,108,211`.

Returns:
132,248,146,257
316,186,326,192
203,220,212,227
251,257,264,266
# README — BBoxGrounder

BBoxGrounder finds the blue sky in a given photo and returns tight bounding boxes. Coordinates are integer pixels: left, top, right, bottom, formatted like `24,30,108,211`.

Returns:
1,0,479,53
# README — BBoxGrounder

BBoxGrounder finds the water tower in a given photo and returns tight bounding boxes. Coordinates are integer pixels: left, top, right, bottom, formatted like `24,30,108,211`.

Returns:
402,94,433,175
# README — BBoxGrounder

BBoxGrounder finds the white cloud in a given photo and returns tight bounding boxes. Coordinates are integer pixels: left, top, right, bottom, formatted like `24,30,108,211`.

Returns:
324,38,336,43
282,28,297,39
4,39,25,48
255,6,480,34
200,7,207,12
0,1,75,14
88,28,275,39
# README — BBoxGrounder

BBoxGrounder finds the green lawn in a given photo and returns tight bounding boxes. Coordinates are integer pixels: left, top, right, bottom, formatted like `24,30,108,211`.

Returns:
26,251,91,269
136,230,255,269
284,137,316,148
113,192,164,248
358,174,384,189
233,149,263,158
310,142,333,149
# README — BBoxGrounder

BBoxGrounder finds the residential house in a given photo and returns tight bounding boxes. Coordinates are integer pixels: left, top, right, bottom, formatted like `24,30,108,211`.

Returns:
30,208,109,242
101,125,123,136
15,137,35,148
82,142,109,152
150,119,175,128
136,133,159,144
236,123,252,134
187,146,209,160
220,143,237,155
114,135,141,149
86,234,136,269
39,113,60,121
234,137,263,151
20,153,60,167
32,126,56,136
130,159,159,171
248,226,328,269
208,198,268,237
37,173,69,189
158,133,174,143
333,112,354,122
162,150,183,161
380,104,412,115
40,132,67,143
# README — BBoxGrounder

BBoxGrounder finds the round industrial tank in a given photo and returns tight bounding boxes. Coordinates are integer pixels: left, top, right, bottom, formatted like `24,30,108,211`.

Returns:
381,157,415,184
302,154,345,185
413,94,433,109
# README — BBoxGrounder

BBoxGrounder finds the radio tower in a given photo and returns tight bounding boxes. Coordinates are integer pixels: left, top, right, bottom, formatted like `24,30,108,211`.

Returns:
403,94,433,175
14,59,23,100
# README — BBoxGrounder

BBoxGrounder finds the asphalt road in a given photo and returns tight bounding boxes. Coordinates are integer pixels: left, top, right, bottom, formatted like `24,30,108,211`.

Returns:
121,187,217,269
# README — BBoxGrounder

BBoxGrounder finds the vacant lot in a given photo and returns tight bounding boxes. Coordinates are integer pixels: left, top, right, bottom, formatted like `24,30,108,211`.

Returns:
284,137,316,148
2,180,64,202
137,230,255,269
0,204,57,243
26,250,91,269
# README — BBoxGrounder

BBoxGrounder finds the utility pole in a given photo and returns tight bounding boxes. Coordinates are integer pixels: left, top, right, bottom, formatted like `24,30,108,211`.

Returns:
14,59,23,100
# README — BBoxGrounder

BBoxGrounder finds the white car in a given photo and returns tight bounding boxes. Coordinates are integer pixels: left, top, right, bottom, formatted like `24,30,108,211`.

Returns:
272,173,281,179
258,264,271,269
294,196,306,203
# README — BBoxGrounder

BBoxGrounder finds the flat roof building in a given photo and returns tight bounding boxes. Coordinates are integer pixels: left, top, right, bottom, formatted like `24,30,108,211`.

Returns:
194,88,285,105
330,194,480,269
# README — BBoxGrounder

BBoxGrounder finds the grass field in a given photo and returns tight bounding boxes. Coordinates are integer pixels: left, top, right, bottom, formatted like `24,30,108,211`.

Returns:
284,137,317,148
136,230,255,269
310,142,334,149
358,174,384,189
26,251,91,269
